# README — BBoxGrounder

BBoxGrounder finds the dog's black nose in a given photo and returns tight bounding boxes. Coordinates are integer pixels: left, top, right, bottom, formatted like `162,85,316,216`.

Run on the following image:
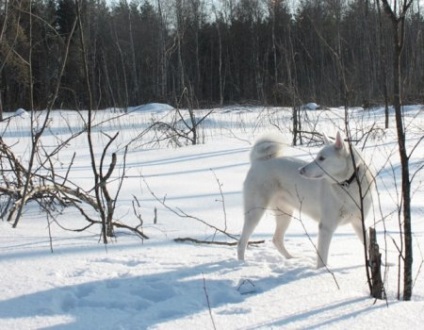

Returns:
299,167,305,175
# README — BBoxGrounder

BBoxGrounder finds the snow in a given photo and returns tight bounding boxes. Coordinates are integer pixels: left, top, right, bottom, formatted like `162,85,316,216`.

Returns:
15,108,28,118
128,103,175,113
0,105,423,329
301,102,320,110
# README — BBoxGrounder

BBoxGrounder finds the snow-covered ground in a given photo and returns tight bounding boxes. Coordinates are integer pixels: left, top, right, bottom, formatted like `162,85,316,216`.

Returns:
0,104,423,329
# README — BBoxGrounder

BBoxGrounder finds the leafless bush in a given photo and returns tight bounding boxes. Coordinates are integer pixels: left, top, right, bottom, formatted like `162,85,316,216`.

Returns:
0,129,147,241
0,3,147,244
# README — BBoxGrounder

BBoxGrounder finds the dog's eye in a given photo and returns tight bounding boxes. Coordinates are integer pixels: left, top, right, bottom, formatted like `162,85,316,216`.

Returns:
318,156,325,162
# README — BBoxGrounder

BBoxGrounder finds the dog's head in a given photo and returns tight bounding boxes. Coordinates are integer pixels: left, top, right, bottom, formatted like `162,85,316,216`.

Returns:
299,131,354,183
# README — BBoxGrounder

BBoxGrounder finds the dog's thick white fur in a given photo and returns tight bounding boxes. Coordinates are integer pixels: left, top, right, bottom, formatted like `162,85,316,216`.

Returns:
238,132,373,268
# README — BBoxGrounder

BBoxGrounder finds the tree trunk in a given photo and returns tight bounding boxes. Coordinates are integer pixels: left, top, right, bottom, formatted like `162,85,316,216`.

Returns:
369,228,385,299
216,19,223,106
176,0,185,97
128,2,140,103
381,0,413,301
157,0,168,100
376,0,390,128
393,31,413,302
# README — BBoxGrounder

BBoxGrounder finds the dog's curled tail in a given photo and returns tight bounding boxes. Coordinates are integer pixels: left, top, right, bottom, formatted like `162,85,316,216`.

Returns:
250,133,285,162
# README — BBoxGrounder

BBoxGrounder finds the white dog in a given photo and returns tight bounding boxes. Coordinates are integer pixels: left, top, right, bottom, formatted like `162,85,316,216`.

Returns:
238,132,373,268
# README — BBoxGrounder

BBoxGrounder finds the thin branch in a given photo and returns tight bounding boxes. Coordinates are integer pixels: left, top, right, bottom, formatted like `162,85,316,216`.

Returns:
143,177,238,241
202,275,217,330
174,237,264,246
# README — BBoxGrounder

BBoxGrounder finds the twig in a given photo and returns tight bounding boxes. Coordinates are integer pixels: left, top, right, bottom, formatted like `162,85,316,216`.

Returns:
174,237,264,246
142,177,238,241
202,274,217,330
412,232,424,290
210,168,227,233
112,221,149,240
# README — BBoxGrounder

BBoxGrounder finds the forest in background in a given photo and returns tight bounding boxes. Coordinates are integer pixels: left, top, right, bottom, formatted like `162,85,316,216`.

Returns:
0,0,423,112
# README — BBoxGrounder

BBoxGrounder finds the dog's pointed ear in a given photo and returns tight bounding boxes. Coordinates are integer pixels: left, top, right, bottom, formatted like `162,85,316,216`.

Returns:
322,133,332,145
334,131,344,150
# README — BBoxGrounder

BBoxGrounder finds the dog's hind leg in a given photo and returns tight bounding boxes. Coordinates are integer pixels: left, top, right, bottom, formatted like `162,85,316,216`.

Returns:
272,207,293,259
238,206,266,261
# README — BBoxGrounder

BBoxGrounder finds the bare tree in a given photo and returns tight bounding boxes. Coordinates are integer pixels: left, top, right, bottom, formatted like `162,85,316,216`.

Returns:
376,0,391,128
128,1,140,102
380,0,414,301
76,0,118,241
0,0,9,121
157,0,169,100
212,5,224,106
11,2,77,228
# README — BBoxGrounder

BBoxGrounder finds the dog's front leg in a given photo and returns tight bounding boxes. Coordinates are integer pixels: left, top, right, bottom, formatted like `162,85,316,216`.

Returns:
316,221,337,268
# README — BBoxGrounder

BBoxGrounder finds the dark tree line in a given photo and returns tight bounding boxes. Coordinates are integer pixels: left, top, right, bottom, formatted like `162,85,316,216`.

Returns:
1,0,424,112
